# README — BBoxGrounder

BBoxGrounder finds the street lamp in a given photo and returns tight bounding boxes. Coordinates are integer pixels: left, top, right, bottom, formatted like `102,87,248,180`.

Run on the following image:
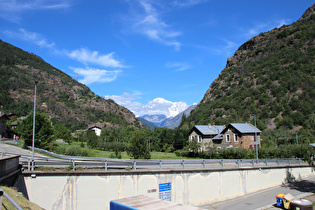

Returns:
31,81,38,171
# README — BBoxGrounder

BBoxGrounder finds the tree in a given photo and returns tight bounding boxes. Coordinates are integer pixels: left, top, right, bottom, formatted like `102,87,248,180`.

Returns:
53,123,73,144
186,138,200,157
85,130,98,149
15,112,53,149
127,130,151,159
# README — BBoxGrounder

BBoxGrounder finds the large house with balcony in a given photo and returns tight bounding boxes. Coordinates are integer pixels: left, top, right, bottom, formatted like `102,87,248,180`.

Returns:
188,123,261,151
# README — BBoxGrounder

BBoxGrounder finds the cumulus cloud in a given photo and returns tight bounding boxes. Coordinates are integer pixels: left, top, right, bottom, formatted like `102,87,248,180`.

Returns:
66,48,125,68
71,67,121,85
105,92,143,114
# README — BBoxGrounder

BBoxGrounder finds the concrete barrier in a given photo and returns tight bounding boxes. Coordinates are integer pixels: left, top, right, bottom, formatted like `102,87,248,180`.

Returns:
0,156,21,185
22,165,314,210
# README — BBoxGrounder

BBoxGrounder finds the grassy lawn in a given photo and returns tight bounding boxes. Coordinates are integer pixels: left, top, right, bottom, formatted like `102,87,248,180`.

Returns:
54,141,184,160
0,186,43,209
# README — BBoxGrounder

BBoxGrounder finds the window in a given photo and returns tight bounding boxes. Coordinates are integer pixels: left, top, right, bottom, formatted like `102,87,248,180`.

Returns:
198,136,202,143
234,134,238,142
226,134,230,142
252,135,256,142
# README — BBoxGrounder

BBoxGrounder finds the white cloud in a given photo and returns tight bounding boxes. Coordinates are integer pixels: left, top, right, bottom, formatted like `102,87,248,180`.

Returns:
66,48,125,68
126,0,182,50
71,67,121,85
0,0,70,22
4,28,55,48
172,0,208,7
105,92,143,113
166,62,192,71
276,19,292,28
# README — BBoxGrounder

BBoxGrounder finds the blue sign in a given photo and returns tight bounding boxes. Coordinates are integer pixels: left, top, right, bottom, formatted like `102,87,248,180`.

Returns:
159,182,171,201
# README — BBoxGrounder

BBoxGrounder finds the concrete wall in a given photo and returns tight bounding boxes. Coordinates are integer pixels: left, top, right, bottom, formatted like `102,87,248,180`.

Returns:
0,155,20,178
23,166,314,210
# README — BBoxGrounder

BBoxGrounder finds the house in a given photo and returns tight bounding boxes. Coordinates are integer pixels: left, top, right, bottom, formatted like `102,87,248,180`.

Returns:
188,124,225,152
188,123,261,151
88,125,103,136
220,123,261,150
0,113,10,138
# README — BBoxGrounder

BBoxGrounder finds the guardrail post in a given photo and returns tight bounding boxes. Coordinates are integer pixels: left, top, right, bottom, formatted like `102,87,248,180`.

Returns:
236,160,240,168
72,160,76,171
277,160,280,166
264,160,267,166
220,160,224,168
182,160,185,169
251,160,254,167
159,160,162,170
202,160,205,168
105,160,108,171
298,158,301,165
133,161,136,170
288,159,291,166
28,158,31,171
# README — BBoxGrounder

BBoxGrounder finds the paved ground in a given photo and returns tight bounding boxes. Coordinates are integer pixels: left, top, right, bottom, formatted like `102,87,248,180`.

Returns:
0,142,48,158
199,175,315,210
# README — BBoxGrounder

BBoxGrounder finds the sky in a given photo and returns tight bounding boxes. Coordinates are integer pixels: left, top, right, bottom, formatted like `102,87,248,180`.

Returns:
0,0,313,116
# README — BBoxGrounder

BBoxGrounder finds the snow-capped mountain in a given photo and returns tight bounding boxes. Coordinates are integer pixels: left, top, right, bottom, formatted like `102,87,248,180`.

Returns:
136,97,189,118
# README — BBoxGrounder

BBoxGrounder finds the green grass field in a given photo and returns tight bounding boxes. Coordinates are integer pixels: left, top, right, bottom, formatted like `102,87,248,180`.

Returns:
54,141,184,160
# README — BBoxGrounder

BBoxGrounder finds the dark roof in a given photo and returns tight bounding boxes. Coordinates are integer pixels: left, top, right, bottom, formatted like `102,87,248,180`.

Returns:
88,125,103,130
190,125,224,136
221,123,261,134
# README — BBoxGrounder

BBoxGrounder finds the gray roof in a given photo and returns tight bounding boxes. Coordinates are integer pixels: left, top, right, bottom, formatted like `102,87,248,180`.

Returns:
194,125,224,135
229,123,261,134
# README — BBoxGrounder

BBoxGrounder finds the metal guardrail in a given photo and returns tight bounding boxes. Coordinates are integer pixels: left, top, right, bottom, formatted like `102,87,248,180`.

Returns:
0,146,309,172
0,187,23,210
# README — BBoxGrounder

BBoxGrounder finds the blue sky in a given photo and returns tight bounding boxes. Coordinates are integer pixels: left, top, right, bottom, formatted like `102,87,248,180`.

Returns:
0,0,313,115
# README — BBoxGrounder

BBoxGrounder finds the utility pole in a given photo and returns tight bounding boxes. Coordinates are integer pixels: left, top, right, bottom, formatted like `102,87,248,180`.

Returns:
31,81,38,171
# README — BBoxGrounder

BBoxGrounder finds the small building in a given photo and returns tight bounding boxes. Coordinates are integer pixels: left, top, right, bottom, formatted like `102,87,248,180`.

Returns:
88,125,103,136
188,123,261,151
188,124,225,151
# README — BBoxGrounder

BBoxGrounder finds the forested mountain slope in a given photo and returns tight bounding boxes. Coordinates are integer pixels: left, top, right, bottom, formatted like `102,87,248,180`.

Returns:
0,40,142,131
180,5,315,144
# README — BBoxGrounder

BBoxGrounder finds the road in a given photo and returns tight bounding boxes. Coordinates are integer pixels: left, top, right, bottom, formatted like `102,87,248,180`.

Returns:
199,175,315,210
0,142,48,158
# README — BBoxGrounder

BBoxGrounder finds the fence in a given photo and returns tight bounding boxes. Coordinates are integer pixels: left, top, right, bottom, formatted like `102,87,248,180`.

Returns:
0,148,308,172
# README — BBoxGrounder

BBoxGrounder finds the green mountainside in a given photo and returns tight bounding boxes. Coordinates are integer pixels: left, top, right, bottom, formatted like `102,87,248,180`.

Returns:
0,40,142,131
180,5,315,145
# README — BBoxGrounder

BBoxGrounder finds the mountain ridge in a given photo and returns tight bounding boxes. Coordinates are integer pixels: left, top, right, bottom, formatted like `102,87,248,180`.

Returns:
179,4,315,143
0,39,142,130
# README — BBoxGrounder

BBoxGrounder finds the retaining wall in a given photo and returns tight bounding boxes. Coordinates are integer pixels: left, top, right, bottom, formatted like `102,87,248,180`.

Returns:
22,166,314,210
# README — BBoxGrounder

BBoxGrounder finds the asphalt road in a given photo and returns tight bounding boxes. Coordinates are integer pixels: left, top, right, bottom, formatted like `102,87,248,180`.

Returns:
199,175,315,210
0,142,48,158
